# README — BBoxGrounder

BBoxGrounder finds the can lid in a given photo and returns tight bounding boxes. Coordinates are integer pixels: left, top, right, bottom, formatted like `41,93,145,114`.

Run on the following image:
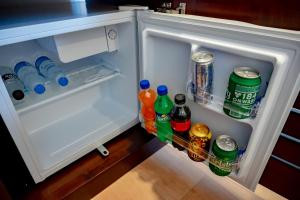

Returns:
174,94,186,105
216,135,237,152
157,85,168,95
191,51,214,64
140,80,150,89
189,123,212,138
234,67,260,79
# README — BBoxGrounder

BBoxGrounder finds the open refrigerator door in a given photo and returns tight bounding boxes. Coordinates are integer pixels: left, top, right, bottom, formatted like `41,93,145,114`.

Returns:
137,11,300,190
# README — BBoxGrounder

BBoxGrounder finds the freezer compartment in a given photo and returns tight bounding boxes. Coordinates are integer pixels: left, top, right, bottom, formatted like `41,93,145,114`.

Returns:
37,25,119,63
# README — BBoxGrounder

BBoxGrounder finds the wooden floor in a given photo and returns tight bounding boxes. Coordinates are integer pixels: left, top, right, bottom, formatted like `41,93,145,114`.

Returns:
94,145,264,200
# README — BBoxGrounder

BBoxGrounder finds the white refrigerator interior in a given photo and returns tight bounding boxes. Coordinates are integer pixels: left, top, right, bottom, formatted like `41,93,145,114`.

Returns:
0,10,299,190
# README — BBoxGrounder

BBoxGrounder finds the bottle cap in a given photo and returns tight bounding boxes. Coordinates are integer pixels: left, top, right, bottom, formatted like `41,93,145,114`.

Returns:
35,56,50,68
14,61,31,74
58,77,69,86
34,84,46,94
140,80,150,89
157,85,168,95
174,94,186,105
12,90,24,100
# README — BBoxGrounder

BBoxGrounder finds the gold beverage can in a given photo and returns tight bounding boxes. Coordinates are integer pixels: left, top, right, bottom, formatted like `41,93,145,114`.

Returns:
188,123,212,162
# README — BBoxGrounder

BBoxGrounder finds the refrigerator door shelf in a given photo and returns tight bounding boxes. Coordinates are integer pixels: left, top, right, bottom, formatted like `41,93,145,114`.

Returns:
185,87,259,127
141,122,244,177
15,60,120,115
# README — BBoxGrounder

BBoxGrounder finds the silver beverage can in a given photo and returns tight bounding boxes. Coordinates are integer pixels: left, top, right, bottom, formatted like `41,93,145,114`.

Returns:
191,51,214,104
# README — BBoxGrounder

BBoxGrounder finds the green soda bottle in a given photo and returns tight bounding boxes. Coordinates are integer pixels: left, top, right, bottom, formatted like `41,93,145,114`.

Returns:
154,85,174,142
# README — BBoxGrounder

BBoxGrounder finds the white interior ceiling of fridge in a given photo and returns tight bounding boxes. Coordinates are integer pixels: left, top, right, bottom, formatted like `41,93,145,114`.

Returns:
0,21,139,177
140,33,277,178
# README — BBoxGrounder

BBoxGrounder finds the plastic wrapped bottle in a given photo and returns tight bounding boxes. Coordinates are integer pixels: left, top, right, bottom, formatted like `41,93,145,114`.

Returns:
14,61,46,94
35,56,68,87
0,66,25,101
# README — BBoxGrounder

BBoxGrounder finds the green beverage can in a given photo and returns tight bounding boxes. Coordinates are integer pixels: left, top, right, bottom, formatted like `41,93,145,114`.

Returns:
223,67,261,119
209,135,238,176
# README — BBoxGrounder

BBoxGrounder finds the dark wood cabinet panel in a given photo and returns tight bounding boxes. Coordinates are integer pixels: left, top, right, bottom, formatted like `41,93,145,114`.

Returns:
146,0,300,30
272,137,300,166
0,116,34,199
260,158,300,200
0,179,12,200
261,92,299,199
282,112,300,140
293,93,300,109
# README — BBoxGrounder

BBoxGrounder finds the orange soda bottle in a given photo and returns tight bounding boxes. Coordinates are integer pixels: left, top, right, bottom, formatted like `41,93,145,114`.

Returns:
139,80,157,133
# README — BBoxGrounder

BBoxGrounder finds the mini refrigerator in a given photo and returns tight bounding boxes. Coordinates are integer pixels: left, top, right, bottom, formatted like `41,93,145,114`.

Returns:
0,8,299,191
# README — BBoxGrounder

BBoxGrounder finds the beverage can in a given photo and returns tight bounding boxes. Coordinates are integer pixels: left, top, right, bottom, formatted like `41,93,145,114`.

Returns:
223,67,261,119
187,123,212,162
191,51,214,104
209,135,238,176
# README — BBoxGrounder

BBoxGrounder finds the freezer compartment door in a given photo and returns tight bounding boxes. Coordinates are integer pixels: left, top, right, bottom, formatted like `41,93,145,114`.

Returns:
37,26,119,63
137,11,300,189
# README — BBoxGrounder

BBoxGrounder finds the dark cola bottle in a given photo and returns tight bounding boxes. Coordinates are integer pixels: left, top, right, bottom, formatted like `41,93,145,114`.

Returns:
171,94,191,151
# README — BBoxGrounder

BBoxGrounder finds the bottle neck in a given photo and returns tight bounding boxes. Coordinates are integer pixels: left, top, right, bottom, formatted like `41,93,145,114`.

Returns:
158,94,167,97
175,103,185,107
140,88,148,94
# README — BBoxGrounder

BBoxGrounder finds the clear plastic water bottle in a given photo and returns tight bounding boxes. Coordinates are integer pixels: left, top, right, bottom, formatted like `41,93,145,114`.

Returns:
0,66,25,101
14,61,46,94
35,56,68,87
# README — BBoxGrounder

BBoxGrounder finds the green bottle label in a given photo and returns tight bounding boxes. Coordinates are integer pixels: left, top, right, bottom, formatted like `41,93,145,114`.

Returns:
156,112,171,122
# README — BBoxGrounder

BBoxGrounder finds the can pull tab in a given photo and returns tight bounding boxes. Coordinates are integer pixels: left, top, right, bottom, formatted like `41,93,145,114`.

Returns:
97,145,109,157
